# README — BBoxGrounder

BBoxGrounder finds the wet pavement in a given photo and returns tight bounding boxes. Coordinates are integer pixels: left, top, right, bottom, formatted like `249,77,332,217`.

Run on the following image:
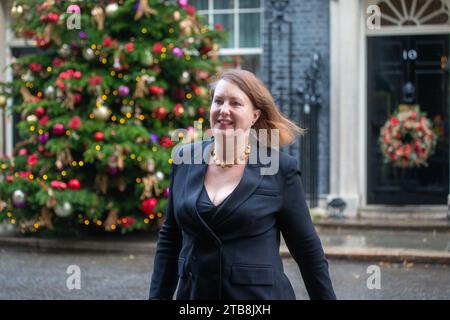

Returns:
316,228,450,252
1,246,449,300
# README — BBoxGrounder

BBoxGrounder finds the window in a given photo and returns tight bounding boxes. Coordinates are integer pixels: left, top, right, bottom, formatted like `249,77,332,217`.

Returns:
191,0,263,77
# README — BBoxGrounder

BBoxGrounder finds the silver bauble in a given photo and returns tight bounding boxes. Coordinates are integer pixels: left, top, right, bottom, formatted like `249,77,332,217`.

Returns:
45,85,56,99
54,202,73,218
141,50,154,66
56,88,64,101
180,71,190,84
105,3,119,17
26,115,38,123
187,106,195,117
58,44,71,58
156,171,165,181
58,13,66,26
120,105,133,114
12,190,26,208
83,48,95,61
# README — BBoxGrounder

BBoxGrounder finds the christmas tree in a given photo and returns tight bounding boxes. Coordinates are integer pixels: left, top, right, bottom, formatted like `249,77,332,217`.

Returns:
0,0,225,235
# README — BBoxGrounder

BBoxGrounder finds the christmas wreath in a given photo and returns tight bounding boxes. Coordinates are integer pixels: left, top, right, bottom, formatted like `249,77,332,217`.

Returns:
379,110,438,168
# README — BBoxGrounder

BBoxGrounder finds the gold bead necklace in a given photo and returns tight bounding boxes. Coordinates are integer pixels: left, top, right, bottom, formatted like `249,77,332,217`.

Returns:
211,144,251,168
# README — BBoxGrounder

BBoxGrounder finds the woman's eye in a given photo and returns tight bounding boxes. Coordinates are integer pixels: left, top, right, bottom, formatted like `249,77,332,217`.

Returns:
230,101,241,106
214,100,223,104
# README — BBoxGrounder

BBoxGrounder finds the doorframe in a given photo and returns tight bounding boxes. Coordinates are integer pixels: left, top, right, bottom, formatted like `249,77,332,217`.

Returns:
330,0,450,217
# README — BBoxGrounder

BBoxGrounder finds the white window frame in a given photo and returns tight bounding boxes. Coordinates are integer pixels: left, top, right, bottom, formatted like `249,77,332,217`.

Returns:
196,0,264,57
1,3,35,158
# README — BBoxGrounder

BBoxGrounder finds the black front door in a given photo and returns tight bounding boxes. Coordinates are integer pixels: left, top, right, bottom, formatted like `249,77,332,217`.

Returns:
367,35,449,205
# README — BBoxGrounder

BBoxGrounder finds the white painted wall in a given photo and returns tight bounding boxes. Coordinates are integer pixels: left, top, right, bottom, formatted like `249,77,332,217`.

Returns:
329,0,363,217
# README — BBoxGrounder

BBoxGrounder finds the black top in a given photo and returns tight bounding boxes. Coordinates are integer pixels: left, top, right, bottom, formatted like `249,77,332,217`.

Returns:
196,185,231,223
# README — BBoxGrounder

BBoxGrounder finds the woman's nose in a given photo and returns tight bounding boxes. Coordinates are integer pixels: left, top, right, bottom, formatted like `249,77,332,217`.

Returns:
219,103,231,115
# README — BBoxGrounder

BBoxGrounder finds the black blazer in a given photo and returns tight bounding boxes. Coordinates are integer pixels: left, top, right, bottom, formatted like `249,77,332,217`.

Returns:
149,139,336,300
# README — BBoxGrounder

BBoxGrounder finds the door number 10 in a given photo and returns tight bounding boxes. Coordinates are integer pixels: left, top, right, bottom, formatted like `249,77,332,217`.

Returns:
403,49,418,61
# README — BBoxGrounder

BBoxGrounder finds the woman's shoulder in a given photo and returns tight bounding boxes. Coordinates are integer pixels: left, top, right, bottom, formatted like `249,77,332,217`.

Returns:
170,139,212,166
272,147,301,177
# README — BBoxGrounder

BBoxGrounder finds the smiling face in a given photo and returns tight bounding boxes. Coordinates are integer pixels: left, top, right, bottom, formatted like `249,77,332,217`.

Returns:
210,79,261,136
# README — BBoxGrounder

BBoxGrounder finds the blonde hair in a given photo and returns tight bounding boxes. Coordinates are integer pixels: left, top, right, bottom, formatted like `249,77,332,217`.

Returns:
209,69,305,147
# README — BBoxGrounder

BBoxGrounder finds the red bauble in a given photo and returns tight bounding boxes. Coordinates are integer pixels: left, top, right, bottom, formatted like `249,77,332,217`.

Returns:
94,131,104,141
124,42,134,53
38,145,45,153
22,30,35,39
35,107,46,118
172,88,186,100
141,198,158,215
103,36,113,48
68,116,82,130
198,106,205,116
174,103,184,117
68,179,81,190
154,106,167,120
185,5,196,15
73,93,82,105
39,115,49,126
53,123,65,136
199,45,212,55
29,63,43,72
121,216,136,228
152,42,163,53
159,136,174,148
50,180,67,190
148,85,165,97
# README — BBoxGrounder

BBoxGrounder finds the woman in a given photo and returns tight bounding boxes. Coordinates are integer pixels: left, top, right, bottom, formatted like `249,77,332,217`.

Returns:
149,69,336,300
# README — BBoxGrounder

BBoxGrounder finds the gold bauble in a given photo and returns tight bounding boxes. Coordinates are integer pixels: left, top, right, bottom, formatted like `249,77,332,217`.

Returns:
0,95,7,109
93,105,111,121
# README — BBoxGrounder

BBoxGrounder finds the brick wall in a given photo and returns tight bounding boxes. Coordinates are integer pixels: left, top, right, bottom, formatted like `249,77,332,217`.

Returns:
261,0,330,195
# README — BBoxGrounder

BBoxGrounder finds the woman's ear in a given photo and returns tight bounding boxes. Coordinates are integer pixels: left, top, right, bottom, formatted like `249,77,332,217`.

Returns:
253,109,261,124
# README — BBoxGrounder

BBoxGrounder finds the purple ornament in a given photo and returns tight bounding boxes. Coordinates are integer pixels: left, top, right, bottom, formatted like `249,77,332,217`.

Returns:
107,165,118,176
133,1,140,11
38,133,49,144
179,0,188,7
164,187,170,198
79,31,87,39
118,85,130,97
53,123,65,136
172,47,183,58
150,133,158,143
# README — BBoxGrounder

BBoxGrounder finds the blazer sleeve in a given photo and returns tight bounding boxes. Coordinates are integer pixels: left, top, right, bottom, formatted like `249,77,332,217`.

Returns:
149,161,182,299
278,156,337,300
